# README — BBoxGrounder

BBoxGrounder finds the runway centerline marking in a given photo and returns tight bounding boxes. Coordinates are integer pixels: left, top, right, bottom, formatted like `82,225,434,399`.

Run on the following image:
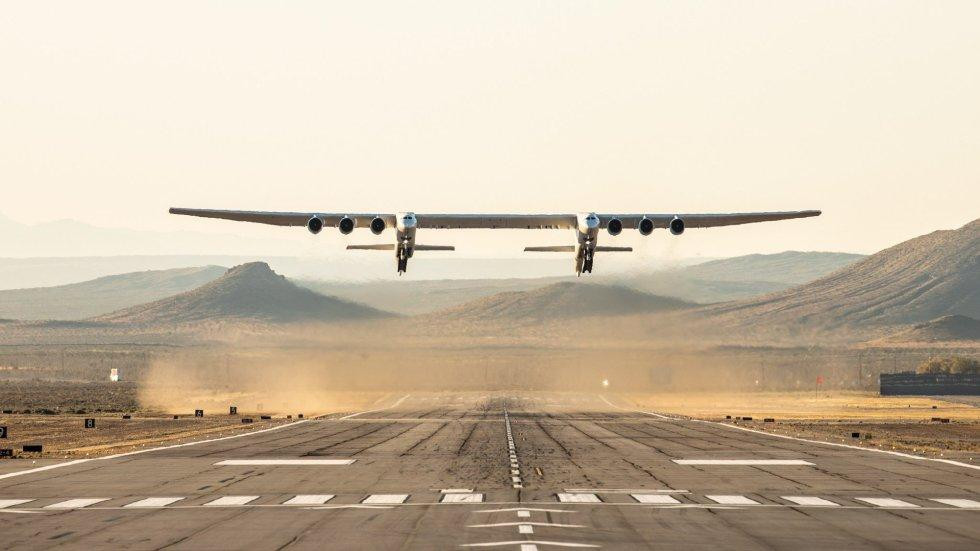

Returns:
469,522,586,529
673,459,814,466
214,459,354,466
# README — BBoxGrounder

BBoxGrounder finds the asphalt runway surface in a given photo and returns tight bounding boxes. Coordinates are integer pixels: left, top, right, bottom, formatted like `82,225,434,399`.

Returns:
0,392,978,550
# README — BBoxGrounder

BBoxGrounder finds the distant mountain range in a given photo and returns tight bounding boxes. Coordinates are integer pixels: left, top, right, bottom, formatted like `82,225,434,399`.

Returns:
92,262,391,325
707,219,979,334
0,266,226,320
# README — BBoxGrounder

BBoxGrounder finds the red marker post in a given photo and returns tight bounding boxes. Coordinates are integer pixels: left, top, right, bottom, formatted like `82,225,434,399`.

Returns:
815,375,824,398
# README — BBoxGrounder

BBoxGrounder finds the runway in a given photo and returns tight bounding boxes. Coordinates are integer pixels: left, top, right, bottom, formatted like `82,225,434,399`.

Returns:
0,392,978,550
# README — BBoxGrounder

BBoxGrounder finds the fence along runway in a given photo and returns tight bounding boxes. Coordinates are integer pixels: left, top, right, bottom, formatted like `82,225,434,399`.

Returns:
0,392,977,550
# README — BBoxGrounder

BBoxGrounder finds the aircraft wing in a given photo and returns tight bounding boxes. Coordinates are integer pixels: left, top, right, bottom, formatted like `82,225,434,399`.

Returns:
170,208,819,230
414,214,577,229
603,210,821,229
169,208,394,227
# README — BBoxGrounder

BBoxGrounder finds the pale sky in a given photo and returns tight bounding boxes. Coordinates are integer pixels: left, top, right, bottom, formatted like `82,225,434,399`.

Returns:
2,1,978,259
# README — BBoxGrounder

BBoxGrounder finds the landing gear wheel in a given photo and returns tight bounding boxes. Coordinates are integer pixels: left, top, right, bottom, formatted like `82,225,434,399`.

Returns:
582,250,594,273
397,256,408,273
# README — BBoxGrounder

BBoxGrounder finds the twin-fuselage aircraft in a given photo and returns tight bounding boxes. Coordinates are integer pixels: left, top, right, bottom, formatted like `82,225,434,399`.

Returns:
169,208,821,275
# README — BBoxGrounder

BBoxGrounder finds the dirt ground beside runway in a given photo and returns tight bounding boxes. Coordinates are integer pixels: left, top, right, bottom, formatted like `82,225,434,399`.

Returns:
625,391,980,463
0,380,393,458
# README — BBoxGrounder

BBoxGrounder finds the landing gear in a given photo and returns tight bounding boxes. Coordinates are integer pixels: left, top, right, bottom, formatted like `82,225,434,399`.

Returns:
396,243,412,274
581,249,594,273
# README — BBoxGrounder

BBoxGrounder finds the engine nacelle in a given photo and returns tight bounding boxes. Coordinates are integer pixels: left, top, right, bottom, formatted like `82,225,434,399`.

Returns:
607,218,623,236
669,216,685,235
307,216,324,235
638,217,654,236
338,216,355,235
370,216,387,235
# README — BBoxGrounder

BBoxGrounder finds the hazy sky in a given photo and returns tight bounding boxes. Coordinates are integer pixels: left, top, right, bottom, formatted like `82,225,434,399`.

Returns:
2,1,978,259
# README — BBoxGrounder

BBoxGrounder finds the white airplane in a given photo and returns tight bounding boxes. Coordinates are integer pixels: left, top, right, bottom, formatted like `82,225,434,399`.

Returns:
169,208,821,275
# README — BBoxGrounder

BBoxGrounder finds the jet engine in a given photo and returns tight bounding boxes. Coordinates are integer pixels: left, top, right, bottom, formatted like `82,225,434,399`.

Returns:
607,218,623,236
669,217,685,235
338,216,355,235
370,217,387,235
307,216,324,235
638,217,654,236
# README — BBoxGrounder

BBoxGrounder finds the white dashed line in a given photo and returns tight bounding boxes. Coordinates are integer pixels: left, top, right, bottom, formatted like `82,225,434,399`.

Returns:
362,494,409,504
782,496,839,507
441,493,483,503
631,494,680,504
0,499,34,509
932,498,980,509
673,459,813,466
519,524,534,534
44,498,110,509
461,541,599,548
855,497,919,508
505,410,523,489
204,496,260,507
124,497,185,508
282,495,335,505
706,495,760,505
214,459,354,466
557,493,602,503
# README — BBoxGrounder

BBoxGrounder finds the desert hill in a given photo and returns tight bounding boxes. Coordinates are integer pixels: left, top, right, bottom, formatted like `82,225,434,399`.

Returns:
93,262,390,325
429,281,694,321
303,251,861,314
708,219,979,332
0,266,226,320
879,315,980,343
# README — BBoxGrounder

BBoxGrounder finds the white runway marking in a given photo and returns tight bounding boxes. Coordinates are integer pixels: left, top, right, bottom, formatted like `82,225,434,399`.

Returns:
461,541,599,548
283,495,335,505
124,497,184,508
439,488,474,493
520,545,538,551
475,507,574,514
204,496,260,506
0,421,311,481
0,499,34,509
44,498,109,509
706,495,760,505
564,488,688,494
673,459,813,466
932,498,980,508
599,395,980,473
782,496,839,507
362,494,409,504
557,493,601,503
441,493,483,503
855,497,919,508
469,522,586,529
518,510,531,518
339,394,411,420
519,524,534,534
631,494,680,504
214,459,355,466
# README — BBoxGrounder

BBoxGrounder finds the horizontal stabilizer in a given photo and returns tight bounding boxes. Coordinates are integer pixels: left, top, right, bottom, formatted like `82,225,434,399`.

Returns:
347,244,395,251
595,246,633,252
524,246,576,252
413,245,455,251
